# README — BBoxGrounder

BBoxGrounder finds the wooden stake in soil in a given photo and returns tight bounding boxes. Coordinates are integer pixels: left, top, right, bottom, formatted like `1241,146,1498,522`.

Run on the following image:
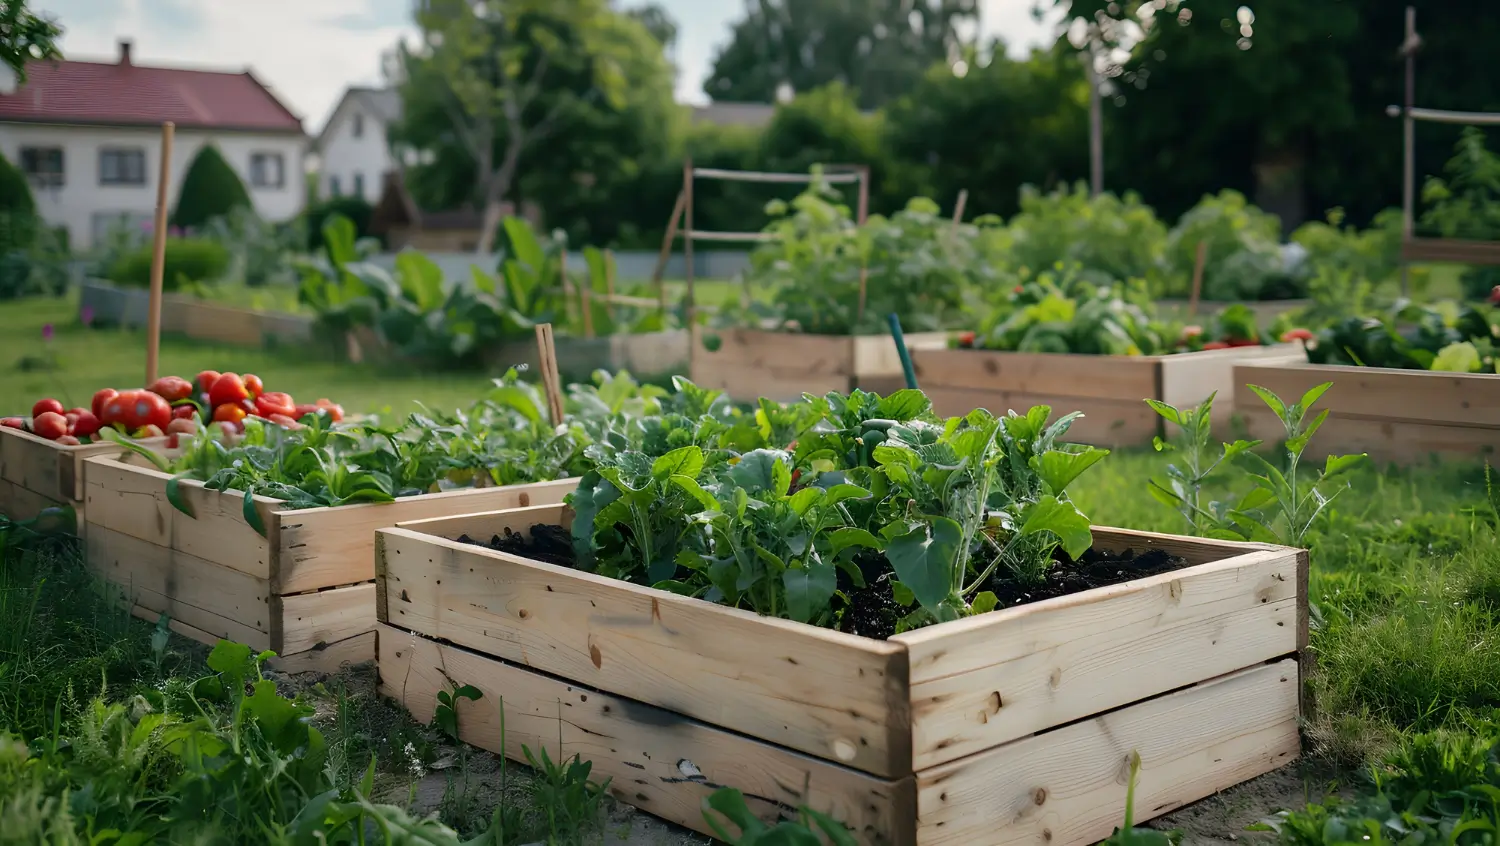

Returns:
533,323,565,427
652,189,686,313
951,189,969,225
683,159,697,335
855,166,871,327
1188,240,1207,317
145,121,175,385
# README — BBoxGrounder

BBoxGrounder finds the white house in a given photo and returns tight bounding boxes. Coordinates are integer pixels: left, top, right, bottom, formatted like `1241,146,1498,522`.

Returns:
315,87,401,204
0,40,307,249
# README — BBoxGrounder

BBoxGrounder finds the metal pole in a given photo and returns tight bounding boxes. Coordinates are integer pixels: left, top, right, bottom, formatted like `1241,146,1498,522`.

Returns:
1401,6,1417,295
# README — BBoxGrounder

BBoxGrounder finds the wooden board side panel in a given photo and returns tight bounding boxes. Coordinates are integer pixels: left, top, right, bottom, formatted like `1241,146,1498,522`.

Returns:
689,328,855,401
1087,527,1283,567
911,349,1160,402
921,388,1159,447
82,457,274,580
274,582,378,655
914,660,1301,846
0,428,114,503
0,477,68,520
1234,363,1500,429
274,478,579,594
1239,407,1500,464
268,631,377,674
379,626,915,846
852,332,950,378
895,550,1300,769
91,525,271,649
1158,345,1302,431
378,529,910,777
392,502,568,541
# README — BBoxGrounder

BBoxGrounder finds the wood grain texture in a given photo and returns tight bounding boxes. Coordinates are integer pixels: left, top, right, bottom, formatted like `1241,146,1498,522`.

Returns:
274,477,577,594
379,624,915,846
851,333,951,379
268,631,377,674
91,524,271,649
914,660,1301,846
1235,362,1500,429
690,328,855,401
0,427,115,505
893,549,1300,769
1238,406,1500,464
377,524,910,777
911,349,1160,401
274,582,378,655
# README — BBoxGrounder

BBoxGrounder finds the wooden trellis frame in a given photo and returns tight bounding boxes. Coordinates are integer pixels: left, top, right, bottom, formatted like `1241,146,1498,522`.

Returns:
652,162,872,368
1386,5,1500,292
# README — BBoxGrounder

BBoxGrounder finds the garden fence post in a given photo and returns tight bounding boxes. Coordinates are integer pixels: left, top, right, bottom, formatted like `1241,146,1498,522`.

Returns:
145,121,175,384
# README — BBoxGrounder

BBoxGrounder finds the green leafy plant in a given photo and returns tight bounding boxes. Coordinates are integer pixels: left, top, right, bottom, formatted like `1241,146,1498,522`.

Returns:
1421,127,1500,301
1099,752,1182,845
1293,300,1498,373
702,787,856,846
966,266,1172,356
1147,383,1366,546
109,237,231,291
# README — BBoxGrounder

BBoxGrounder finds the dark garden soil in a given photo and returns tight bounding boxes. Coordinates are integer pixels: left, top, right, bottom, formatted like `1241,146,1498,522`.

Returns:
458,524,1189,641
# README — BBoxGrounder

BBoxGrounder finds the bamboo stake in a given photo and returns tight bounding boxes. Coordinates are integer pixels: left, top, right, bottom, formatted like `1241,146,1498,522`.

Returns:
855,166,871,328
951,189,969,225
651,189,686,310
1188,240,1207,317
683,159,696,330
145,121,175,384
533,323,565,426
580,281,594,339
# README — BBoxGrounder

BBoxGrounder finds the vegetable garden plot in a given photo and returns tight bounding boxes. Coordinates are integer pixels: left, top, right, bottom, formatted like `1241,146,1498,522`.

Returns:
689,328,951,402
81,454,576,672
911,345,1302,446
376,506,1306,845
0,427,172,532
1233,361,1500,463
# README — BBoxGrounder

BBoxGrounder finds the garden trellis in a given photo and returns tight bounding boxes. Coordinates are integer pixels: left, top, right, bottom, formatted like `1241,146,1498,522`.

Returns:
1386,5,1500,292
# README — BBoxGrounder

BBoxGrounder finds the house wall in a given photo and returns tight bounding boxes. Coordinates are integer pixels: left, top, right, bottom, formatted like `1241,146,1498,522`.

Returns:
0,122,307,248
318,98,391,204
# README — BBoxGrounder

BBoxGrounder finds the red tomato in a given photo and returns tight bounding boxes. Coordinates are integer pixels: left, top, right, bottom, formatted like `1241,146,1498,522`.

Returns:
91,388,118,419
0,417,23,429
215,420,242,439
213,404,247,425
255,391,297,419
293,403,320,420
32,398,63,419
195,370,222,393
315,399,344,422
244,374,264,397
172,404,197,421
55,435,81,446
32,411,68,440
64,411,79,429
209,373,250,408
147,376,194,403
103,390,171,433
71,410,101,438
165,433,179,450
267,413,304,429
137,424,165,439
167,418,197,436
1201,340,1232,351
135,391,172,432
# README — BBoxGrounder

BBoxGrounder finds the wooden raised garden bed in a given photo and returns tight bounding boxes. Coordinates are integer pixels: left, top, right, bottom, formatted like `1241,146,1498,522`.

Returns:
910,344,1303,447
80,279,315,349
0,427,170,530
690,328,952,402
375,504,1306,846
1233,360,1500,463
80,454,576,673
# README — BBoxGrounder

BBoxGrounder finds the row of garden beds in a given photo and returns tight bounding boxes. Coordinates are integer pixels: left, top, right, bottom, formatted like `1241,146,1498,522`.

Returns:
5,347,1494,845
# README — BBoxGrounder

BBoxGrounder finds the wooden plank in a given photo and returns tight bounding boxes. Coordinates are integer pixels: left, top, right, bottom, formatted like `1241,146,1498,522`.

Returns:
269,630,377,674
378,625,915,846
1088,526,1286,567
274,582,378,655
0,477,66,519
90,524,271,649
911,349,1160,402
1234,362,1500,430
851,333,950,380
274,477,577,594
1402,237,1500,265
391,501,566,541
1240,406,1500,464
689,328,856,401
377,527,910,777
180,300,266,347
914,660,1300,846
893,549,1300,769
83,456,275,579
1157,344,1302,431
131,602,226,648
920,387,1160,447
0,427,113,504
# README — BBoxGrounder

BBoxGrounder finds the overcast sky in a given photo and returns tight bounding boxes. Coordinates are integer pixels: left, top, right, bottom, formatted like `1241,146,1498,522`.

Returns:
37,0,1061,135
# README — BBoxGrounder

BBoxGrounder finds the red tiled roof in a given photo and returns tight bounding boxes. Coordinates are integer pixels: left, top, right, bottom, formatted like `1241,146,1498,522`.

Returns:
0,55,304,134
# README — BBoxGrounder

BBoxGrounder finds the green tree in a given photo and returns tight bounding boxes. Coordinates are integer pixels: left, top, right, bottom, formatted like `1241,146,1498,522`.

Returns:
704,0,980,109
398,0,662,253
883,44,1088,218
0,149,38,254
0,0,61,82
170,144,251,230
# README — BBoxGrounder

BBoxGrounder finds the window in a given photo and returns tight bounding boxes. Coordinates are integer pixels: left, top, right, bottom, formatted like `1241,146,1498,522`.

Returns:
328,174,341,197
19,146,63,188
352,171,364,199
353,112,364,138
99,147,146,185
250,152,285,188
